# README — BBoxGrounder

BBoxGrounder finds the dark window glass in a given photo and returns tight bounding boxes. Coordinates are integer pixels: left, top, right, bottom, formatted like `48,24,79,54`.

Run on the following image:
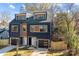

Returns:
34,12,47,20
30,25,48,32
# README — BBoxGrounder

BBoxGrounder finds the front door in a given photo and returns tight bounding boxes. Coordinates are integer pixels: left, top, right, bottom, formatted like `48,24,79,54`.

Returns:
29,37,32,46
20,37,23,45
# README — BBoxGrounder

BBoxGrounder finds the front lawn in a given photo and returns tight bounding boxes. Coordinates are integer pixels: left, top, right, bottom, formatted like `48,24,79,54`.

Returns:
4,46,33,56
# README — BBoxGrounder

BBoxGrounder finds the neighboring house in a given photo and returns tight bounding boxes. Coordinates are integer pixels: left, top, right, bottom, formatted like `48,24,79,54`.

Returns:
0,29,9,39
9,11,53,48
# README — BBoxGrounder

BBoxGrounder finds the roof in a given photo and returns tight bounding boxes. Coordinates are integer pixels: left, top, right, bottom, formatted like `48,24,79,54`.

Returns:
0,29,5,33
10,19,28,24
10,16,51,25
10,11,51,25
10,19,20,24
40,19,51,23
0,29,9,39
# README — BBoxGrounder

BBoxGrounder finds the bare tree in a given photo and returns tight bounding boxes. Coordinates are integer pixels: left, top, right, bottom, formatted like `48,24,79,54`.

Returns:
54,4,79,55
0,11,11,29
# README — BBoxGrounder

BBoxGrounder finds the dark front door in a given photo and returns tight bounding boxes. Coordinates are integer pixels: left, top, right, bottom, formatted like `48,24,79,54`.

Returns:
20,37,23,45
29,37,32,46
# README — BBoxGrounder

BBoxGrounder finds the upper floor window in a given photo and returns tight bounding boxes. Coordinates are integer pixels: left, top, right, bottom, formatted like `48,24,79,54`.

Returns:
11,25,18,32
30,25,48,32
21,23,27,32
40,25,47,32
34,12,47,20
16,13,26,20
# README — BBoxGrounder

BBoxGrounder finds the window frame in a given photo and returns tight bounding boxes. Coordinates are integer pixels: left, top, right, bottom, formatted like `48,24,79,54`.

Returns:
21,23,27,32
16,14,26,20
33,12,47,20
11,25,18,32
30,25,48,33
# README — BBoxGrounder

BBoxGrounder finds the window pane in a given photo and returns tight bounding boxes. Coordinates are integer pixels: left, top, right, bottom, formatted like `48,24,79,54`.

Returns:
30,25,48,32
22,24,27,32
16,14,26,20
34,12,46,20
12,25,18,32
17,16,26,20
40,25,47,32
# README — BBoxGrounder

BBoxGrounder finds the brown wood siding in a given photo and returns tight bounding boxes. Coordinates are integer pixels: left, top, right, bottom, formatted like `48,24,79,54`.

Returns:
20,23,27,37
30,25,40,32
35,25,40,32
51,41,67,50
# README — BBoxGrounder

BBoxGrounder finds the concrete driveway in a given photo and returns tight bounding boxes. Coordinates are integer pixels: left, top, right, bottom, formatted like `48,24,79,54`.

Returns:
0,45,16,56
31,48,48,56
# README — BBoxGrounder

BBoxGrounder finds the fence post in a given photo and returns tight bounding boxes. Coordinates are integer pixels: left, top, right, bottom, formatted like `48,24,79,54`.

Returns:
9,37,11,46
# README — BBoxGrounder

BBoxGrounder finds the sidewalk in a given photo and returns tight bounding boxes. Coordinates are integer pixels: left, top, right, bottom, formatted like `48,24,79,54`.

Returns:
31,48,47,56
0,45,16,56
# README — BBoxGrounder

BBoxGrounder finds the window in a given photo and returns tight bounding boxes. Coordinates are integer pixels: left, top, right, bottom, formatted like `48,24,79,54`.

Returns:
34,12,47,20
11,25,18,32
30,25,48,32
16,14,26,20
17,16,26,20
40,25,47,32
21,24,27,32
22,27,26,31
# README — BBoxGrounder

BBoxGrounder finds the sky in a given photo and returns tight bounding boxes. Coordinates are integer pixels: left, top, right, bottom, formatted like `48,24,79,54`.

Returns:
0,3,79,22
0,3,25,20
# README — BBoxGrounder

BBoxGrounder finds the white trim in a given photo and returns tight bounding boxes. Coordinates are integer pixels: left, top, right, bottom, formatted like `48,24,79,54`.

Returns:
23,37,27,45
32,37,37,47
11,37,19,39
28,36,37,47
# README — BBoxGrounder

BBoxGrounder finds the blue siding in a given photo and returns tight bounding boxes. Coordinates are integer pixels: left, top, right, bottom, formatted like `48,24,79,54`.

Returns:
9,23,20,37
9,13,53,41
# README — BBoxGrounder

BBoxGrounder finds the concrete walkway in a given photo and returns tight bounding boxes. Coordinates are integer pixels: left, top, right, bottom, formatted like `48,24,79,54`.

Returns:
0,45,16,56
31,48,47,56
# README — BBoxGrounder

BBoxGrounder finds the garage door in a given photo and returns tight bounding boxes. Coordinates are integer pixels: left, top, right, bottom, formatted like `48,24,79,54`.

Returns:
11,38,22,45
38,40,49,48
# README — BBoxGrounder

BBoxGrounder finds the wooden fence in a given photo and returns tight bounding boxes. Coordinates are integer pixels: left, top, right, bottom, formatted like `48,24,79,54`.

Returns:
0,39,9,46
51,41,67,50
